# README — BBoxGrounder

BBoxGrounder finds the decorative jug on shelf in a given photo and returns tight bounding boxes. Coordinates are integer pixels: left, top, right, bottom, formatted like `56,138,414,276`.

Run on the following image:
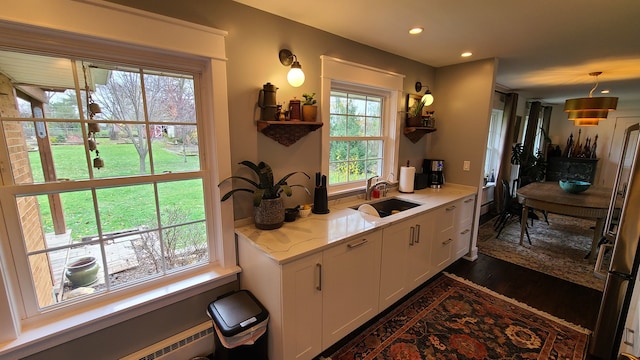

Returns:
258,82,278,121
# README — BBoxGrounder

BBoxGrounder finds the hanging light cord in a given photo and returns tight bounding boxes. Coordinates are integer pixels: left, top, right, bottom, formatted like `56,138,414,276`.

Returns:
589,76,598,98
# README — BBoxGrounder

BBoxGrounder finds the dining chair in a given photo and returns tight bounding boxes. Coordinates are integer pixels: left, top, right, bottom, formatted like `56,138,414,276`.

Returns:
493,179,531,244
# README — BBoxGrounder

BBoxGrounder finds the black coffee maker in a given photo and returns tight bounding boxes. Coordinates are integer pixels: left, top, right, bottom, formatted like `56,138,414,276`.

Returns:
423,159,445,188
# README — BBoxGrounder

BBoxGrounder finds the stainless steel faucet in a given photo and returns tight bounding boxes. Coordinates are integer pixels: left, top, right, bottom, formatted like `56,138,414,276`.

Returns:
366,175,393,200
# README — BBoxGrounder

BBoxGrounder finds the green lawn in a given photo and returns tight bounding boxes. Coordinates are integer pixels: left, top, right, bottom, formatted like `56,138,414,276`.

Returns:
30,140,205,239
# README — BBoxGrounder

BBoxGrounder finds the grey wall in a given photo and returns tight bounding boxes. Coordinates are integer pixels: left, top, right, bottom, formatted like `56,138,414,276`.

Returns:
109,0,437,219
428,58,497,187
24,0,495,357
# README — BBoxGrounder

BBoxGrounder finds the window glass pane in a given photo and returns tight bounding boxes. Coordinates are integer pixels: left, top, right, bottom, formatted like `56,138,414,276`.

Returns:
366,159,382,178
367,140,383,159
96,184,158,235
118,229,163,286
162,222,208,271
144,73,196,123
348,140,366,160
346,115,364,137
152,124,200,173
35,246,106,307
329,90,386,186
94,123,152,177
365,116,381,136
157,179,205,225
329,114,346,137
348,160,366,182
366,97,381,117
93,68,144,122
329,140,347,162
330,91,348,113
329,161,348,184
44,90,82,119
348,94,366,116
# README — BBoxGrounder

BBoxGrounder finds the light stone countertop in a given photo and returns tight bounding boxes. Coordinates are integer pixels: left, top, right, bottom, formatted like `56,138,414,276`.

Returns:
235,183,477,265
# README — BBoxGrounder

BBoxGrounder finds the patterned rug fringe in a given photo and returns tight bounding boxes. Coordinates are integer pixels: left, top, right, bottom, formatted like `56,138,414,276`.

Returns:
444,272,592,335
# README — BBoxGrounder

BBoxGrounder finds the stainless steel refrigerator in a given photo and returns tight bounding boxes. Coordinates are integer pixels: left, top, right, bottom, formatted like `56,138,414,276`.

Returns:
590,123,640,359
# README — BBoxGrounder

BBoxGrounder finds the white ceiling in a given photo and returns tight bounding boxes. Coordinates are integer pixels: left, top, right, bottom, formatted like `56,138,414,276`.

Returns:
235,0,640,108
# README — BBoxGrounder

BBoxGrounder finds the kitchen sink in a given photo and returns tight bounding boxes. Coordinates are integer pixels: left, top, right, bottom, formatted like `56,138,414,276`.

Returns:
351,197,422,218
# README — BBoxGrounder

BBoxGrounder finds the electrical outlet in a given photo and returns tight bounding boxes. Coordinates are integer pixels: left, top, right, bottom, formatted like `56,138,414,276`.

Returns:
463,161,471,171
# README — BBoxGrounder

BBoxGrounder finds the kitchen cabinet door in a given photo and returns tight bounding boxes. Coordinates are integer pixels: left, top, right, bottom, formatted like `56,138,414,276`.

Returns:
431,203,456,272
379,218,413,309
454,195,476,259
282,252,323,360
321,231,382,349
408,213,434,287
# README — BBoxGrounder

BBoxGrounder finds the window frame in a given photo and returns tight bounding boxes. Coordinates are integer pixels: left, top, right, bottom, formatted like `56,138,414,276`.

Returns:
320,56,404,195
0,3,236,358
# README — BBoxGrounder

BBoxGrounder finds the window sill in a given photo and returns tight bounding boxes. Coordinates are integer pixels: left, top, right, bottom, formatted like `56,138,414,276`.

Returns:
0,264,240,359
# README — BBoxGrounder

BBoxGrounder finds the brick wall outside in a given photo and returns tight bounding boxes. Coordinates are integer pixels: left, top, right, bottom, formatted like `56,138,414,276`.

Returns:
1,73,53,307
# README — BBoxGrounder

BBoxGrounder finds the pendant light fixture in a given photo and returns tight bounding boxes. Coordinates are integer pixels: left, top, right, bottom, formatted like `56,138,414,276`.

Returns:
279,49,305,87
564,72,617,126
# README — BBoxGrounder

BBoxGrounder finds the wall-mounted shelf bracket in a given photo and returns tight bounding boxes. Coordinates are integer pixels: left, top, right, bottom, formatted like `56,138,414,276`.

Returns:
257,121,323,146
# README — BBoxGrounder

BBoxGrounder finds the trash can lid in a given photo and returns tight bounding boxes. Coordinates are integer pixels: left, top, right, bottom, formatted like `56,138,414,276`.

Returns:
208,290,268,336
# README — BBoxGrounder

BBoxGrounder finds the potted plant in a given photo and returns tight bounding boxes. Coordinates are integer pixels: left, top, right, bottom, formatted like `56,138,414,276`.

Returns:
407,95,427,127
219,161,310,230
509,143,524,187
302,92,318,122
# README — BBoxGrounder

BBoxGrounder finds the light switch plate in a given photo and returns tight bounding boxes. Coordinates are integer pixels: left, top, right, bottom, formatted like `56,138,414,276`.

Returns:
463,161,470,171
625,328,635,346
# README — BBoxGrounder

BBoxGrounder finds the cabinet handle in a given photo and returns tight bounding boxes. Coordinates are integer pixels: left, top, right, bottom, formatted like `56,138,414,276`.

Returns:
464,198,474,203
409,226,415,246
442,238,453,245
347,238,368,249
460,229,470,235
446,205,456,211
316,263,322,291
415,224,421,243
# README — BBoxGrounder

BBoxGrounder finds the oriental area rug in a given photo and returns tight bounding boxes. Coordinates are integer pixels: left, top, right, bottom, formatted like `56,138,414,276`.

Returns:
327,273,590,360
477,213,606,291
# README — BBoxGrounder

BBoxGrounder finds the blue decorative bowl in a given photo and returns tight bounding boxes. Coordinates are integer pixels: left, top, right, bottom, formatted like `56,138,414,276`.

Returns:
559,180,591,194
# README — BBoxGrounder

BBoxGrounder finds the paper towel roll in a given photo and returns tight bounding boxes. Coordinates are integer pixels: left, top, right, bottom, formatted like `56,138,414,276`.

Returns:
399,166,415,193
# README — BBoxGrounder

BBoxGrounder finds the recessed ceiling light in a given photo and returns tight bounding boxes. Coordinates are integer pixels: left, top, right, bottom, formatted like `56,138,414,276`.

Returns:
601,89,610,94
409,27,423,35
461,52,473,57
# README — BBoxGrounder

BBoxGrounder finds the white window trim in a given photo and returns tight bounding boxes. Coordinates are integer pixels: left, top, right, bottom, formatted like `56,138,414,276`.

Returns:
0,1,236,358
320,56,405,195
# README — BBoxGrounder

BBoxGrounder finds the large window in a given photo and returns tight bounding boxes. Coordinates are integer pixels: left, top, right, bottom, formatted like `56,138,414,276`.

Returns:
329,90,384,185
320,56,403,195
0,51,210,311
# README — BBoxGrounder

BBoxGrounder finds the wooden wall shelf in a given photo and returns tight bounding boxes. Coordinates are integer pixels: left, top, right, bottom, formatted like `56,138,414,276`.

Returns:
403,126,436,143
257,121,323,146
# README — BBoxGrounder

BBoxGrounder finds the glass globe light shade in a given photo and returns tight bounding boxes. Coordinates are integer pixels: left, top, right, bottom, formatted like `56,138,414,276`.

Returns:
287,61,305,87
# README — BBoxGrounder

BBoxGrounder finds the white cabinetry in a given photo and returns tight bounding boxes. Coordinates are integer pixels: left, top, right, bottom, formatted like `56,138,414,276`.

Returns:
238,231,382,360
379,213,433,309
322,233,382,348
431,203,457,271
454,195,476,258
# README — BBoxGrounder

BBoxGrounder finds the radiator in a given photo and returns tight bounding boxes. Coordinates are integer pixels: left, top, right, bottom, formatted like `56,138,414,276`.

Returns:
120,321,214,360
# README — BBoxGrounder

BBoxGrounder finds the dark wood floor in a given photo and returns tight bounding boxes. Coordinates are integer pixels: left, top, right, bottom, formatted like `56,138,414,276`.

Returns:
445,253,603,330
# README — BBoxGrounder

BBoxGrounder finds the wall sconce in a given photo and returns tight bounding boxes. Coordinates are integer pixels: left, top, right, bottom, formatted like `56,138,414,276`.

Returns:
279,49,305,87
415,81,434,106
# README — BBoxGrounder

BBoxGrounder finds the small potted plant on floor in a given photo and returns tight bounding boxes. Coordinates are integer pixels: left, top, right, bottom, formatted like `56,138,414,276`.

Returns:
219,161,310,230
302,92,318,122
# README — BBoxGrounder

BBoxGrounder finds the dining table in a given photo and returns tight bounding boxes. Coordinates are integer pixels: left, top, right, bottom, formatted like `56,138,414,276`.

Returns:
516,181,613,261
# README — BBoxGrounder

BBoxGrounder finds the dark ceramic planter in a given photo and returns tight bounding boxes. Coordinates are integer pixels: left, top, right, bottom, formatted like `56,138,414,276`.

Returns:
254,197,285,230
